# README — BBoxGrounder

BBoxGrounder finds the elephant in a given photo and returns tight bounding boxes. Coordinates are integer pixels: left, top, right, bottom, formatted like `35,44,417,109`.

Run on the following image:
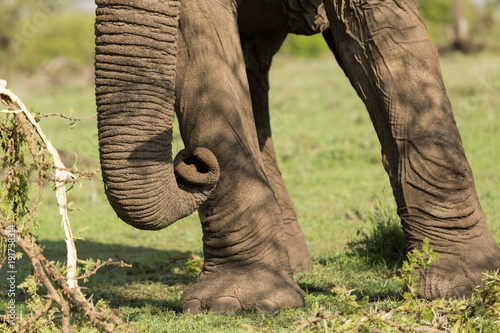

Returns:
94,0,500,314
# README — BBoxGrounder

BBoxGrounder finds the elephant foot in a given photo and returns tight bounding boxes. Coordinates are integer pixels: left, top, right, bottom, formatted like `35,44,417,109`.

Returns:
413,229,500,299
181,263,305,314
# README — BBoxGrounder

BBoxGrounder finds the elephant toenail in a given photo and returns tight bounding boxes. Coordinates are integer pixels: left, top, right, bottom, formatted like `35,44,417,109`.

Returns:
208,297,241,314
182,299,202,315
255,299,277,314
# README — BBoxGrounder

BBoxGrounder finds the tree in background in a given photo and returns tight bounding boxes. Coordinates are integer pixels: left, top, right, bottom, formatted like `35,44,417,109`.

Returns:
418,0,500,52
452,0,473,51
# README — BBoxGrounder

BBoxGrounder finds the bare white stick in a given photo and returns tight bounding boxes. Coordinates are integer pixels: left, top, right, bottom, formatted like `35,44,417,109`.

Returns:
1,110,22,113
0,80,80,291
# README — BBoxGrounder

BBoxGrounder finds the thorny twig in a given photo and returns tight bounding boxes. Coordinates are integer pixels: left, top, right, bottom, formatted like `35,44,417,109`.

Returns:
14,112,45,231
73,259,132,281
0,227,137,333
0,227,72,333
1,81,81,290
1,80,134,332
37,113,96,121
359,308,443,332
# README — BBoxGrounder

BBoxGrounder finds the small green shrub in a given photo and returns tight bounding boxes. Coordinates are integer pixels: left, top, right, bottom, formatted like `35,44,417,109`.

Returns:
397,238,439,300
348,203,407,270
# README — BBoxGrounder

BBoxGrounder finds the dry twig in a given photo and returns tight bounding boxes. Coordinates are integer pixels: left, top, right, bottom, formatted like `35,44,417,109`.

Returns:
37,113,96,121
0,80,134,332
1,81,80,290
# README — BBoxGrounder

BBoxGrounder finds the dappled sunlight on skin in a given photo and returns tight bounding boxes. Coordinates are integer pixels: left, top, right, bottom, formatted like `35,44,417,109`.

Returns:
181,242,305,314
95,0,500,315
96,0,309,313
241,31,313,272
173,0,305,313
323,0,500,297
241,0,500,298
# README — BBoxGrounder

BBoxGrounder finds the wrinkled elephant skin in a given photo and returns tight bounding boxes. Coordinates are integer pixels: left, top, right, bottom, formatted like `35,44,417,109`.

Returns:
95,0,500,314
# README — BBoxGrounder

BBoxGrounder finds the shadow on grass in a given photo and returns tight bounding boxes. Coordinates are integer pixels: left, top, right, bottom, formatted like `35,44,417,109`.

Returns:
3,239,201,313
3,203,406,315
346,204,407,271
296,205,407,303
296,253,405,304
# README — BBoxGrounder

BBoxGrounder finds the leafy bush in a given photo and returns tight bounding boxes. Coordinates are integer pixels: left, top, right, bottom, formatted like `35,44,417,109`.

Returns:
0,82,131,332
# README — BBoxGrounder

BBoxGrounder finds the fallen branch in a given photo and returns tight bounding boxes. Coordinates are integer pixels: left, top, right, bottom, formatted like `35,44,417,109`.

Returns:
0,80,135,332
1,80,80,291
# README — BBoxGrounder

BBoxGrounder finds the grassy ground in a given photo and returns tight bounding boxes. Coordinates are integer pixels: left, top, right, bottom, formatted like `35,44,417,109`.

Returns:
2,49,500,332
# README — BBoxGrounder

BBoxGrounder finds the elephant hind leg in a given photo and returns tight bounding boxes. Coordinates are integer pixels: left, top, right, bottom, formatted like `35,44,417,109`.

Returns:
260,124,313,273
242,32,313,273
323,0,500,298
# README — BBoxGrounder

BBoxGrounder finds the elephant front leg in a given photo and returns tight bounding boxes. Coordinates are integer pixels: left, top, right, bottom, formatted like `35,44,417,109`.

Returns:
174,0,304,314
323,0,500,298
241,32,313,273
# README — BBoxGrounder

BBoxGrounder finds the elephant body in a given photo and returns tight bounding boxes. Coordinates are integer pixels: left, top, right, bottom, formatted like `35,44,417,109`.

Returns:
95,0,500,314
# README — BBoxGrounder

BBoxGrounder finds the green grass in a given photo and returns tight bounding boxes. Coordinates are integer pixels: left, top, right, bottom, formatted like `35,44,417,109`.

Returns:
2,50,500,331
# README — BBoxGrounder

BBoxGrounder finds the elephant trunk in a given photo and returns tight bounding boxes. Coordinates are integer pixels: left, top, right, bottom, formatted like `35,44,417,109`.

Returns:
95,0,219,230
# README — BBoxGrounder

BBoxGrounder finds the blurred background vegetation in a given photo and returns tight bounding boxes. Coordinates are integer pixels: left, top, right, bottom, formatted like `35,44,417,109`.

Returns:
0,0,499,78
0,0,95,78
1,3,499,330
282,0,500,57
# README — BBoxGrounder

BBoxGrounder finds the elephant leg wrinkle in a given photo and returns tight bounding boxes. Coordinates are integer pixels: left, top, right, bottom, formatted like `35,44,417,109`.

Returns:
175,0,304,313
241,32,313,273
323,0,500,298
96,0,500,312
